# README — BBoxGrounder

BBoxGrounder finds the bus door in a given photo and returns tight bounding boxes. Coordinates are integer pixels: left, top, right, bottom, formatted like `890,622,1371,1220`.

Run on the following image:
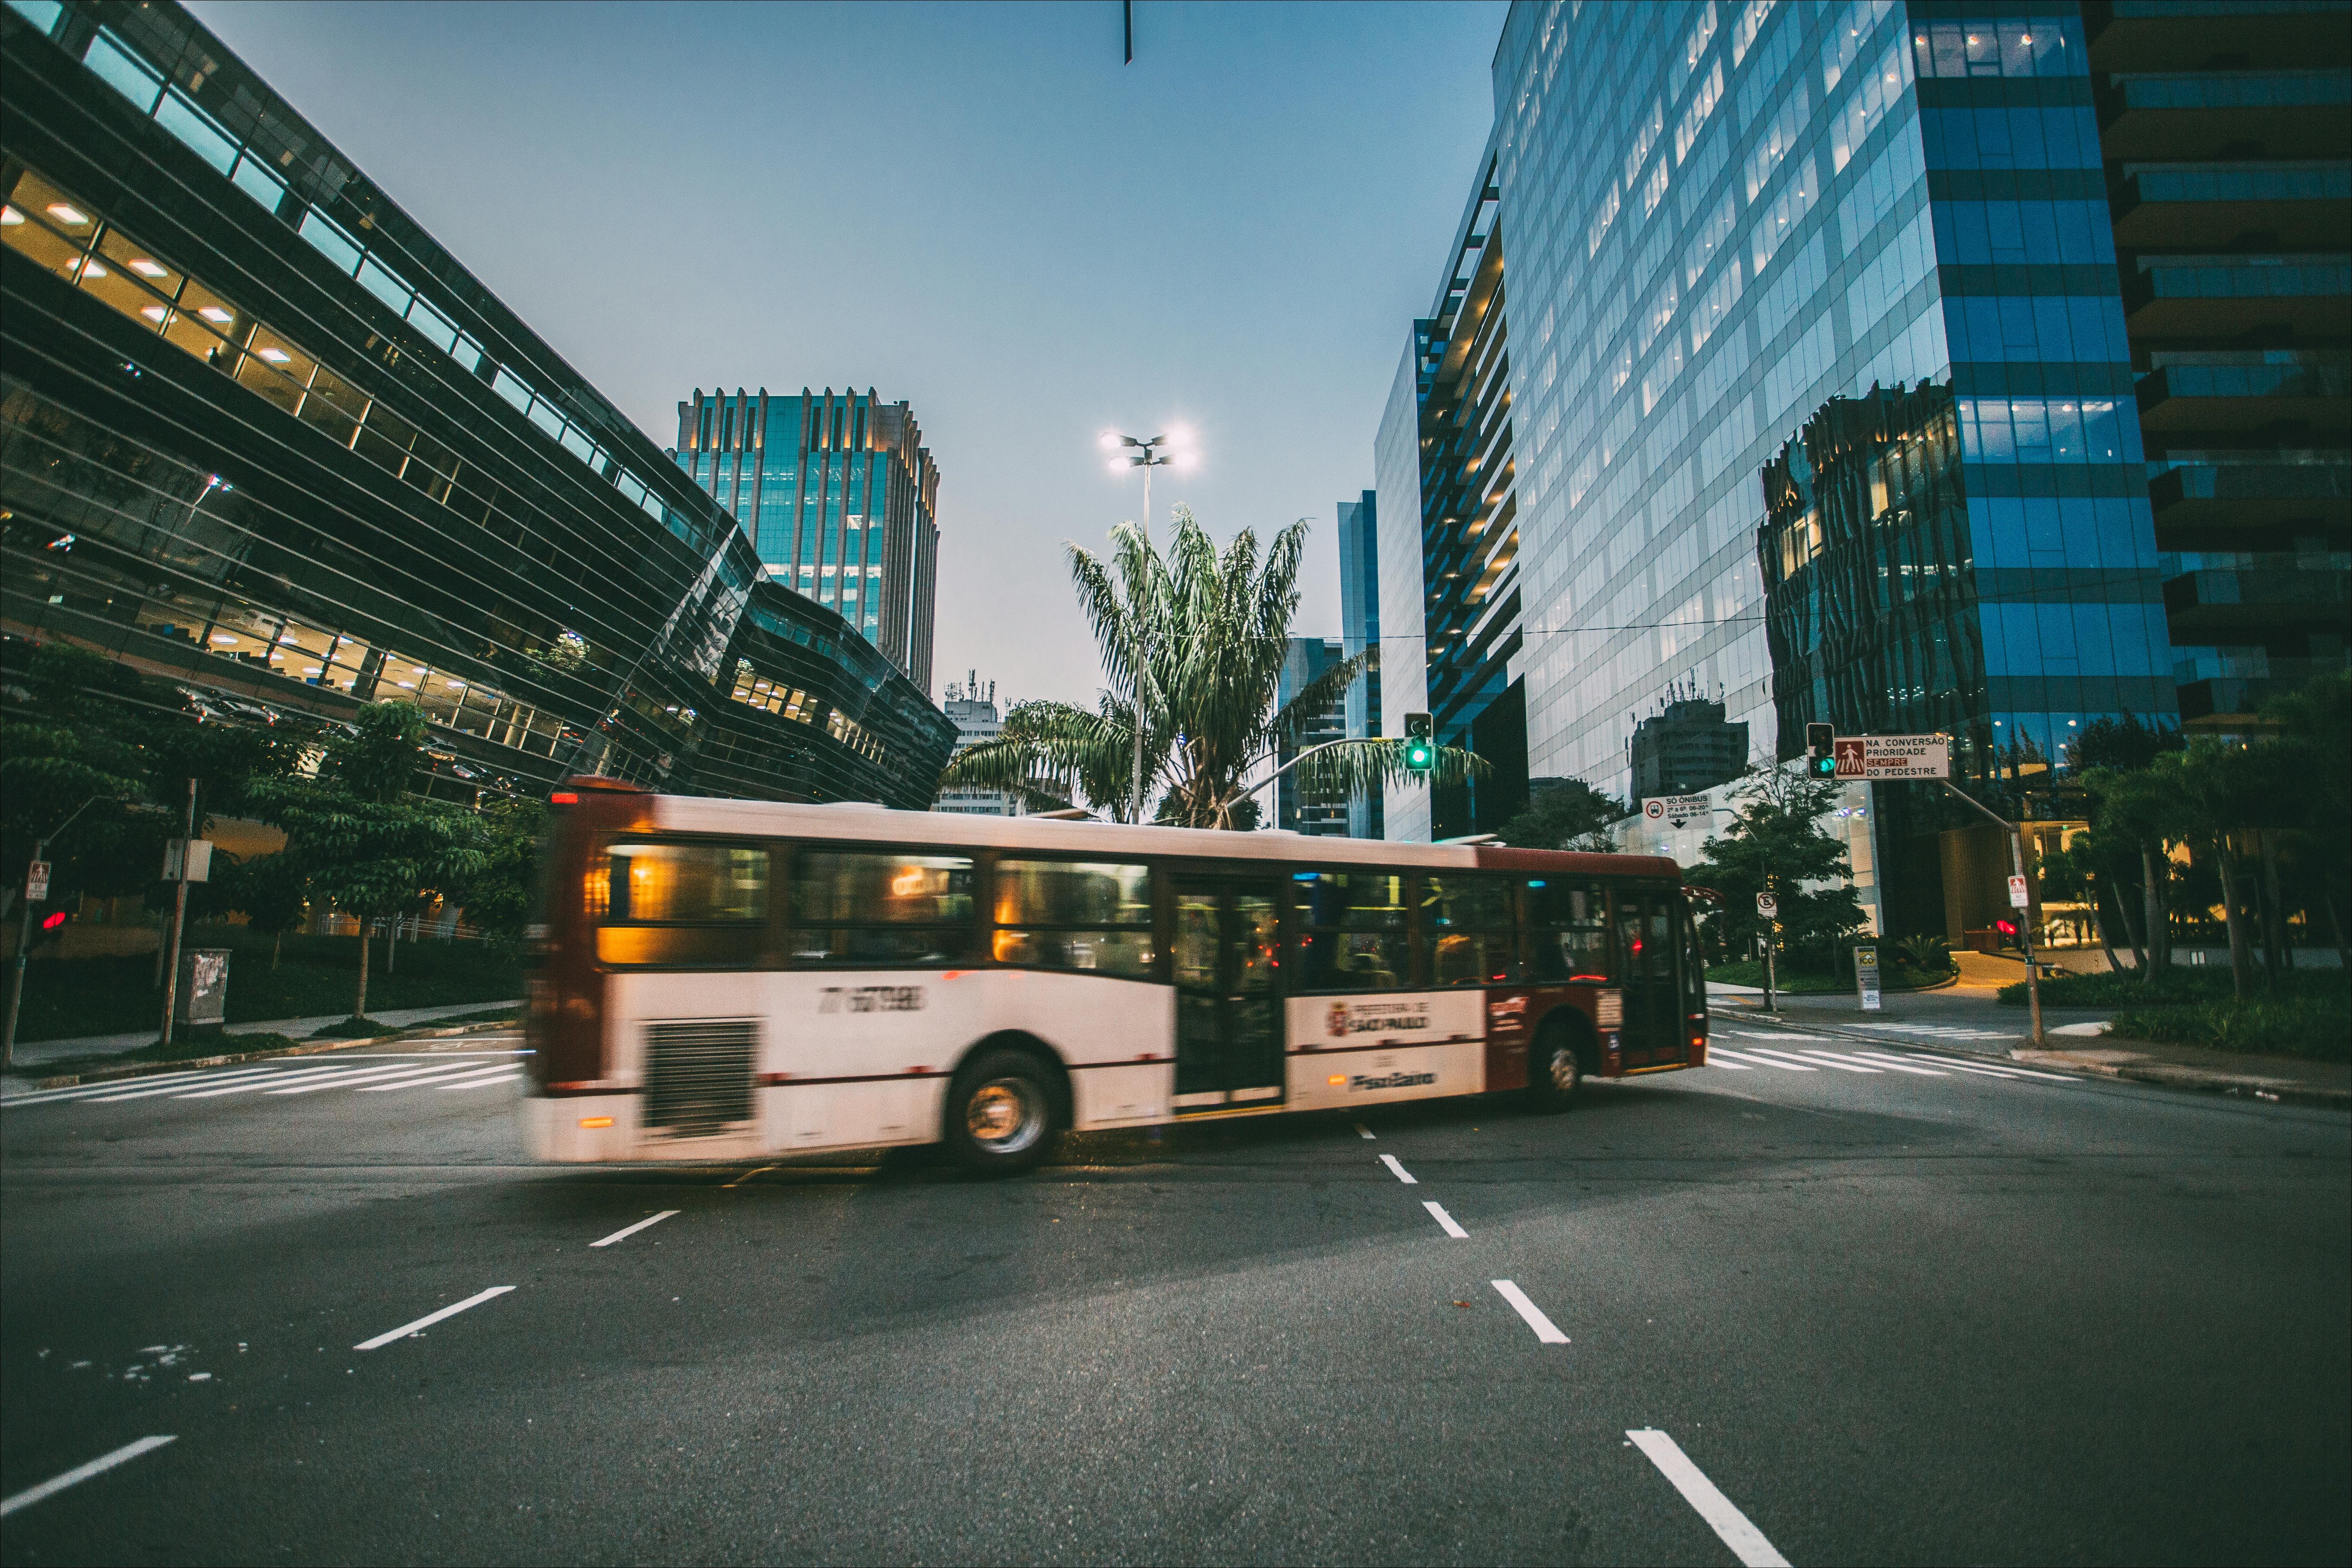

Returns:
1614,885,1684,1067
1171,876,1285,1110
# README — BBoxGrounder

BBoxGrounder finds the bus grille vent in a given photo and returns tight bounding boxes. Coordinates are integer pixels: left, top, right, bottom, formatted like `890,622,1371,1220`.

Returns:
642,1019,757,1136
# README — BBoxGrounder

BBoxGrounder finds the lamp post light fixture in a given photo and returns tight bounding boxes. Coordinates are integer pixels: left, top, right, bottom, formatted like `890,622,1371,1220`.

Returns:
1100,429,1193,823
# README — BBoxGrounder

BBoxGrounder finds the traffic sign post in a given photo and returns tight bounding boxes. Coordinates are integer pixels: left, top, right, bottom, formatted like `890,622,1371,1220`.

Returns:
1930,778,2045,1048
1756,891,1779,1013
2008,875,2031,909
1830,734,1952,780
24,861,49,903
1854,944,1881,1012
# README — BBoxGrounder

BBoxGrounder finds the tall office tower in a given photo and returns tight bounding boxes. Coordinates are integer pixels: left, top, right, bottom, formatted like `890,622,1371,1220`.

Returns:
2086,4,2350,730
1276,638,1350,835
1335,490,1386,838
1629,689,1750,799
676,387,940,695
1457,0,2179,930
934,671,1018,816
1375,146,1528,841
1,0,953,810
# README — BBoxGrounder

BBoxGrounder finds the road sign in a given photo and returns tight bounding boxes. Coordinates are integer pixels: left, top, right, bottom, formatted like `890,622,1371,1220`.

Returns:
1756,891,1778,918
24,861,48,902
1642,793,1710,826
1830,734,1951,780
1854,945,1881,1012
2008,875,2030,909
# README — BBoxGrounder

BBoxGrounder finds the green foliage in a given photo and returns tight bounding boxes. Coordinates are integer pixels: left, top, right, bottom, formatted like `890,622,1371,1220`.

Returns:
1998,965,2346,1009
939,509,1483,825
1895,934,1952,974
2109,997,2350,1062
213,848,310,943
1498,778,1626,851
1688,767,1868,968
449,797,548,956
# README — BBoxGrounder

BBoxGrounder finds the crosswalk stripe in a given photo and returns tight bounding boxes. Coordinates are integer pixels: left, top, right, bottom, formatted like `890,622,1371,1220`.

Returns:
430,1068,521,1092
173,1064,371,1098
1709,1047,1814,1072
1804,1049,1947,1076
87,1065,318,1102
1747,1046,1879,1074
1873,1052,2025,1079
5,1070,215,1106
1704,1055,1754,1070
272,1061,480,1095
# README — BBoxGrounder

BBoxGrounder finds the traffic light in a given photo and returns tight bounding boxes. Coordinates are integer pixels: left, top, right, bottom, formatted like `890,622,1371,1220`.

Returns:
1805,721,1837,779
1403,712,1434,773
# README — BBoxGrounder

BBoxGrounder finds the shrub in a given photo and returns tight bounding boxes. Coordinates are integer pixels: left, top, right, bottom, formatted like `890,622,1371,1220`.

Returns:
1894,935,1953,975
2109,998,2351,1063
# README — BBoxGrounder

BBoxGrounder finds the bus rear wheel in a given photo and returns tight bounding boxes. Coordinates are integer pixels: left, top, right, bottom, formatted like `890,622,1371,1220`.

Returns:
1527,1024,1583,1113
945,1049,1061,1174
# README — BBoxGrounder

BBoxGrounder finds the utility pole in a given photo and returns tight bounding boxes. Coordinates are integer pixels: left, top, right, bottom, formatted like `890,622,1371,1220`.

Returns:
158,778,198,1049
3,797,100,1071
1938,778,2045,1048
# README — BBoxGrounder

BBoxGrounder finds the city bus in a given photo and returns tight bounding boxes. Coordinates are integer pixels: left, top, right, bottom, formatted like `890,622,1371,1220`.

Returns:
524,778,1709,1172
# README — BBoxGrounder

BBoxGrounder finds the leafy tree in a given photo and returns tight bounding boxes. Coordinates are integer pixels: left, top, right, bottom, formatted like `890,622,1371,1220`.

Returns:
1498,778,1627,851
247,702,484,1020
449,797,549,958
214,848,310,969
2259,670,2351,969
1689,767,1867,971
941,509,1483,825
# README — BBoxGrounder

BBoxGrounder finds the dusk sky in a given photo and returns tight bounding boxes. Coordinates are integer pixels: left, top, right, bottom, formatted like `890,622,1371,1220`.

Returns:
184,0,1509,709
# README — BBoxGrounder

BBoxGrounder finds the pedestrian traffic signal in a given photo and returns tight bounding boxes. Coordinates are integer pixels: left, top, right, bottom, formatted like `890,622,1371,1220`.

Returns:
1403,712,1434,773
1805,721,1837,779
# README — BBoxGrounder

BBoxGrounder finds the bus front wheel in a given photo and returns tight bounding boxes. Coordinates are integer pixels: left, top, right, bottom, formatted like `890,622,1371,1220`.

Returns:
945,1049,1062,1174
1527,1024,1584,1113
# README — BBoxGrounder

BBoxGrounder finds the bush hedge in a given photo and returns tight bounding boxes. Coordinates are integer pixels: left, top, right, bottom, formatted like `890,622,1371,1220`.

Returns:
2109,998,2351,1063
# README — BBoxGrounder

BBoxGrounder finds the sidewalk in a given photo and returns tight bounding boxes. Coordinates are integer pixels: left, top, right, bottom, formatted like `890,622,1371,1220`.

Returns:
5,998,522,1073
2013,1035,2349,1110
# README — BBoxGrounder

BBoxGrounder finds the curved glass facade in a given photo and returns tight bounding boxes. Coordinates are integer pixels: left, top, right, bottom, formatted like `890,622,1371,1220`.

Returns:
0,0,953,807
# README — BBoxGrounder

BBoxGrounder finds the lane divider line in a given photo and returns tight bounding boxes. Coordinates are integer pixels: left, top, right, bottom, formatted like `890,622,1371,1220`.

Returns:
591,1210,680,1248
0,1435,176,1518
721,1164,779,1188
1627,1428,1790,1568
1354,1123,1376,1140
354,1286,516,1351
1423,1201,1468,1238
1378,1153,1417,1185
1490,1280,1569,1343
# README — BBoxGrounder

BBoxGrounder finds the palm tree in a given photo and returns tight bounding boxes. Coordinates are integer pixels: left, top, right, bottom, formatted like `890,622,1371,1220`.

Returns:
940,509,1482,827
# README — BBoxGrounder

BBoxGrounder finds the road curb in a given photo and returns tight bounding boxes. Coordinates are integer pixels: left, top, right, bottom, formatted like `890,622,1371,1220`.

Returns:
2008,1049,2351,1111
10,1019,522,1092
1713,1008,2349,1108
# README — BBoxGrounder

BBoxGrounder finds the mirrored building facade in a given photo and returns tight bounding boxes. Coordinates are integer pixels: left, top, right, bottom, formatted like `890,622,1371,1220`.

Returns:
0,0,953,808
675,386,940,696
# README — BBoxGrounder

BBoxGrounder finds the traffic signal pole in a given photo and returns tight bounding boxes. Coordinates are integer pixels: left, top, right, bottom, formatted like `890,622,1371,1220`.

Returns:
3,796,102,1072
1936,778,2045,1049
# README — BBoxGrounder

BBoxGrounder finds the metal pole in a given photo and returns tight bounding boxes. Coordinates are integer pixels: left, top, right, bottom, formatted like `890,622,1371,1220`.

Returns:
3,836,44,1073
2012,829,2045,1048
158,778,196,1048
1764,922,1777,1014
1131,461,1151,825
1937,778,2044,1048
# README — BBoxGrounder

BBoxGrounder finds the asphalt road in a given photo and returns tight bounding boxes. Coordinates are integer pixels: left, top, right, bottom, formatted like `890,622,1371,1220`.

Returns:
2,1033,2346,1566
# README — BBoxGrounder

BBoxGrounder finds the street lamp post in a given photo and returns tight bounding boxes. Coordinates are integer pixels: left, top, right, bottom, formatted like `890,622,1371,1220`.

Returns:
1102,430,1190,824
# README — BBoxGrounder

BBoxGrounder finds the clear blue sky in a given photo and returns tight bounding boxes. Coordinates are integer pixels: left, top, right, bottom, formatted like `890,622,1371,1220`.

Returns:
187,0,1506,708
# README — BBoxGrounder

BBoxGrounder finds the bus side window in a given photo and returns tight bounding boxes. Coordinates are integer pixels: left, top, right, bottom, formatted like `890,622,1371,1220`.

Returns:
1677,901,1707,1016
1524,878,1610,984
790,850,974,965
1292,871,1408,991
992,859,1154,977
596,840,769,967
1421,876,1516,986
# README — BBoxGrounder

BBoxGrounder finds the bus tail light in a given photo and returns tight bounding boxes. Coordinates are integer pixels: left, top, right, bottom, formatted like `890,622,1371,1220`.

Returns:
579,1117,614,1129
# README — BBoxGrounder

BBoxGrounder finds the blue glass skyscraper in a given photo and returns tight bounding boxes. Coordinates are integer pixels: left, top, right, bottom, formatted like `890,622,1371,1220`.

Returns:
1335,489,1386,839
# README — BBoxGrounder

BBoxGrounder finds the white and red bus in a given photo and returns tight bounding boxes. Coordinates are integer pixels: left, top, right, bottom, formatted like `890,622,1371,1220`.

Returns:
524,779,1709,1171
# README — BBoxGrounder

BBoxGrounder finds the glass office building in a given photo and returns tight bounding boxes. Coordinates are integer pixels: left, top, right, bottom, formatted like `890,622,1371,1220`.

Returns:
1335,488,1385,839
1274,636,1349,835
1375,145,1531,841
1,0,953,808
675,386,940,696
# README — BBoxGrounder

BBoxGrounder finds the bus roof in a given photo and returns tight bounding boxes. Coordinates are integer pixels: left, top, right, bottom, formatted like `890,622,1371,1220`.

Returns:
634,796,1681,879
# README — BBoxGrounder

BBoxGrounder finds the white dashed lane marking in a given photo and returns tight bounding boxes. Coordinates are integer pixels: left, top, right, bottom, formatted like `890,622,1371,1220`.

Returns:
590,1211,680,1248
1422,1201,1468,1238
1378,1154,1417,1185
1491,1280,1570,1343
0,1435,177,1519
354,1286,516,1351
1628,1428,1790,1568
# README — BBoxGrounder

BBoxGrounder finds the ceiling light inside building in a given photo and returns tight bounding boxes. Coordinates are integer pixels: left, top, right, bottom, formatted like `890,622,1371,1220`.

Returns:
198,306,232,323
257,348,290,363
130,259,167,277
45,203,87,225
